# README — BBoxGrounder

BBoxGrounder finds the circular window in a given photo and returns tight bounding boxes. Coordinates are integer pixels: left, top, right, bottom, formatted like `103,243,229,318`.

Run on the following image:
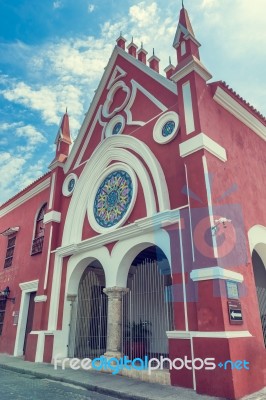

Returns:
93,170,133,228
62,173,78,197
153,111,180,144
68,178,75,192
112,122,122,135
105,115,125,138
162,121,175,137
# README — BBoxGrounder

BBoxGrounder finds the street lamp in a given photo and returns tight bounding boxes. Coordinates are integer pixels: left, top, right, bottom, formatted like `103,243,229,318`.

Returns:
0,286,15,304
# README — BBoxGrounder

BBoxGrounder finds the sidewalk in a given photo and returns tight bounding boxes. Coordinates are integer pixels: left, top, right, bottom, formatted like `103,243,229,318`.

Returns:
0,354,265,400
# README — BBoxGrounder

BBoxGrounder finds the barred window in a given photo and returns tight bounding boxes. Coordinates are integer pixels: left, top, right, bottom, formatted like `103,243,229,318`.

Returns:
31,203,47,255
4,234,16,268
0,299,7,335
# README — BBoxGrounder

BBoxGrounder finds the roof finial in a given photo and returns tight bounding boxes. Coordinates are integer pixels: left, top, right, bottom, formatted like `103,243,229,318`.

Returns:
131,36,134,43
169,56,171,65
182,0,184,8
141,41,143,49
66,107,68,114
153,48,155,56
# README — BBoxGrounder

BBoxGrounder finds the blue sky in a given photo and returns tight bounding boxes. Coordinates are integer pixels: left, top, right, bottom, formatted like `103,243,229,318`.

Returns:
0,0,265,205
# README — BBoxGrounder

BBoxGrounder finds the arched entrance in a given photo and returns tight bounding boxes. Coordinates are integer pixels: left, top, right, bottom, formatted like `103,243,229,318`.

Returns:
68,261,107,358
252,248,266,346
122,246,174,360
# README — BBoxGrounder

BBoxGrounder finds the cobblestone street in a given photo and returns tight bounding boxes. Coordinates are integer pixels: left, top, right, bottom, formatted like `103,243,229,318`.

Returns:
0,368,120,400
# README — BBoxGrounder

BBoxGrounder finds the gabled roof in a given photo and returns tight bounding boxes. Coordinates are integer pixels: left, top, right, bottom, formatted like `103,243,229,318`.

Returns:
54,111,72,145
63,45,177,173
210,81,266,125
173,6,200,49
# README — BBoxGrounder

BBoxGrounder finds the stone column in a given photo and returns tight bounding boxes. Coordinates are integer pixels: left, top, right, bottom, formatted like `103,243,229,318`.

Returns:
103,286,128,359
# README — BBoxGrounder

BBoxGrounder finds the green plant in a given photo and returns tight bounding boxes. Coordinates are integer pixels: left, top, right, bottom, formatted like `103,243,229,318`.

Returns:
125,320,152,343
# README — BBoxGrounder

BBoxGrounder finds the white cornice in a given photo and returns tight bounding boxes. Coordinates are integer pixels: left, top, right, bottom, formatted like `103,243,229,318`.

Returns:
49,160,65,170
171,57,212,83
55,209,181,257
179,132,227,162
0,178,50,218
213,87,266,141
166,330,252,339
34,295,47,303
190,267,243,283
64,46,177,173
43,211,61,224
19,280,39,292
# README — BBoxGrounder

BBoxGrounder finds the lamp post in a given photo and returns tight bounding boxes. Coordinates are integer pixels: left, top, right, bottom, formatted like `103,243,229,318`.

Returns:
0,286,15,304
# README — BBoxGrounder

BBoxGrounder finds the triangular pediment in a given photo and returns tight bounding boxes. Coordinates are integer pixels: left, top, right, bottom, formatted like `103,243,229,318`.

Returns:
64,46,177,172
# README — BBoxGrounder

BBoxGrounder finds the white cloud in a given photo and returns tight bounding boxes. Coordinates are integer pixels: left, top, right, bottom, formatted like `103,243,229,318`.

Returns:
88,4,95,13
53,1,62,9
15,125,46,146
0,121,23,131
201,0,218,9
129,2,158,28
0,152,26,203
0,0,265,204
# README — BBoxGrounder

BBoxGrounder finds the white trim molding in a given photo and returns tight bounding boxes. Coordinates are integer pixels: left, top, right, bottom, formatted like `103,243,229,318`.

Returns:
179,132,227,162
87,163,138,234
14,280,39,357
62,136,170,246
107,66,127,90
0,177,50,217
59,209,181,257
30,330,54,362
19,280,39,292
102,80,130,119
62,173,78,197
190,267,243,283
43,211,61,224
34,295,47,303
153,111,180,144
124,79,167,127
182,81,195,134
213,87,266,141
171,56,212,83
166,330,252,339
64,46,176,173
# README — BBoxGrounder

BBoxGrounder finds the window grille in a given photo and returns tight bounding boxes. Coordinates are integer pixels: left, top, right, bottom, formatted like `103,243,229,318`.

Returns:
31,203,47,255
4,234,16,268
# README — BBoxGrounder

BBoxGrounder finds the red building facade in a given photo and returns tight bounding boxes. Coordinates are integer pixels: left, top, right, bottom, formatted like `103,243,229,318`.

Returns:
0,5,265,399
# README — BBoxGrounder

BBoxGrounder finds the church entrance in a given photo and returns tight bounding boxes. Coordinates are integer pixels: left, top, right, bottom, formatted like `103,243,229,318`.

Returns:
68,262,107,359
252,249,266,346
122,246,174,361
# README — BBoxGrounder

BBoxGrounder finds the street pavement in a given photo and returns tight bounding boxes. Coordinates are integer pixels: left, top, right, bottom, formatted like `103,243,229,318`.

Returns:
0,354,265,400
0,368,120,400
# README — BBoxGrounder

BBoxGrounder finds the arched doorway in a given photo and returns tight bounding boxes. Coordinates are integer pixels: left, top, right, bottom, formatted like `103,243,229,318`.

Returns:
252,248,266,347
122,246,174,360
68,261,107,358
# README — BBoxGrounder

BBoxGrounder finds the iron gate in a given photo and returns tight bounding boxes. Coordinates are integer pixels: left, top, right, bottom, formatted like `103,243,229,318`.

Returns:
68,266,108,359
122,259,174,360
256,286,266,347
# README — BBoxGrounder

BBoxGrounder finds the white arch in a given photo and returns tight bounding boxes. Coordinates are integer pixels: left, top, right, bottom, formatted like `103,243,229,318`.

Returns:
54,247,110,358
248,225,266,267
62,136,170,246
109,230,171,287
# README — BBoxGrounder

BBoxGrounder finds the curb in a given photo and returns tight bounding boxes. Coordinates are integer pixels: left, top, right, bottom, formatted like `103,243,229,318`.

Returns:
0,362,160,400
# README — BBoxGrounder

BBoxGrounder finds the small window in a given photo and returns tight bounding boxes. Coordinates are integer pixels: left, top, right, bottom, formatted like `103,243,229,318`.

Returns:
4,234,17,268
31,203,47,255
181,41,186,56
0,299,7,335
